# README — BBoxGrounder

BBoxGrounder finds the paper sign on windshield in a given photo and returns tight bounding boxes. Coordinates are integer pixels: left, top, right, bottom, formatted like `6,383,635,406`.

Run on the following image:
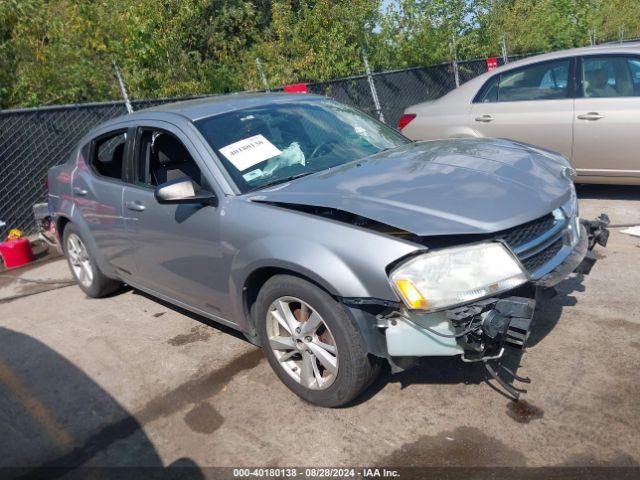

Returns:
219,135,282,171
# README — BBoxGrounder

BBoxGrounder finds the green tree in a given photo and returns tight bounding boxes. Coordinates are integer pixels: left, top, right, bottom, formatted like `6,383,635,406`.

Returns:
246,0,380,87
2,0,640,109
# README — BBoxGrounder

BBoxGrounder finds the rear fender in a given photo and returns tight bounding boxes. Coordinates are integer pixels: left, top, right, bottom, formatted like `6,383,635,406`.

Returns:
57,208,117,278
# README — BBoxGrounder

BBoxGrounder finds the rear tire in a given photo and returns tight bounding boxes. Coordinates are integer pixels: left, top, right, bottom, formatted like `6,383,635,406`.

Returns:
63,223,121,298
255,274,380,407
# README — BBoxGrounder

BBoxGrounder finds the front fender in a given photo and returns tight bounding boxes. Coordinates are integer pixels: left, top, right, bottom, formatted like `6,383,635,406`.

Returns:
228,237,375,330
222,200,422,330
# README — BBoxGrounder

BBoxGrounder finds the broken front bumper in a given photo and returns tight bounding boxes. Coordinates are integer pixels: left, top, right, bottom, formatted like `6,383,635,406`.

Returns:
535,214,609,287
379,214,609,361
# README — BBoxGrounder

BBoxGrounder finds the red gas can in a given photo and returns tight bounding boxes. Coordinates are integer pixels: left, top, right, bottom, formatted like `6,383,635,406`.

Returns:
0,238,35,269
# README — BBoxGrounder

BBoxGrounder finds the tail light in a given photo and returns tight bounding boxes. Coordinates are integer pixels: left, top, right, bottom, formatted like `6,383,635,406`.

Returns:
44,177,48,192
283,83,308,93
397,113,416,130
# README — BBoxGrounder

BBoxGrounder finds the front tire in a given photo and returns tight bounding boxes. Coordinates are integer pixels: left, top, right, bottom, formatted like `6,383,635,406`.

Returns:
255,274,380,407
63,224,121,298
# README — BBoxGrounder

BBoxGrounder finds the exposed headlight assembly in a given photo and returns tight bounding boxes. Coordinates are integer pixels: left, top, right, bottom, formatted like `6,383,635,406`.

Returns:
389,242,528,312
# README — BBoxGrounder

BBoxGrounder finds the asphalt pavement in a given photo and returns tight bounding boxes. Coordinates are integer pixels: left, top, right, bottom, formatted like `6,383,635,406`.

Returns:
1,185,639,472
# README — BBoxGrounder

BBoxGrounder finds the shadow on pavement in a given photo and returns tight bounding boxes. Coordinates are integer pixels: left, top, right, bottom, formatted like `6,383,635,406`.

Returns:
526,274,585,348
130,288,250,344
354,272,589,406
0,327,203,478
576,184,640,201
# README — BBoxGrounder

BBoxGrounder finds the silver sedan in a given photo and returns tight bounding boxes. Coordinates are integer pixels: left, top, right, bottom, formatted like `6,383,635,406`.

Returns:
46,94,607,407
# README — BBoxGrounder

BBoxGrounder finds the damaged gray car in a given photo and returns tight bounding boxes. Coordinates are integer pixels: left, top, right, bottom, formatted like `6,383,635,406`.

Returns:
46,94,609,407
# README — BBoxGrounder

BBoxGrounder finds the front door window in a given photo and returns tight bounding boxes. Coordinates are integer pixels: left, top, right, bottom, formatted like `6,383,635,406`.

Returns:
135,130,205,189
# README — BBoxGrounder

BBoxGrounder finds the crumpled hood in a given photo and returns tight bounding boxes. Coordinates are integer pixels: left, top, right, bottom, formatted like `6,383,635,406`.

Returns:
248,138,574,236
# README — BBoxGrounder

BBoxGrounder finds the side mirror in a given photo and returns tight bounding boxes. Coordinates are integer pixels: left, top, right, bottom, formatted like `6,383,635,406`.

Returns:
154,177,217,206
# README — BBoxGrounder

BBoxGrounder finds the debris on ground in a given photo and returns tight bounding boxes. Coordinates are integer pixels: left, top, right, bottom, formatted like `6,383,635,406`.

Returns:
620,226,640,238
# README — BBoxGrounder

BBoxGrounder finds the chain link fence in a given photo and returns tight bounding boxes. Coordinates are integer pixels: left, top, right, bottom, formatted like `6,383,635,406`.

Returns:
0,57,502,238
309,59,492,126
0,97,205,239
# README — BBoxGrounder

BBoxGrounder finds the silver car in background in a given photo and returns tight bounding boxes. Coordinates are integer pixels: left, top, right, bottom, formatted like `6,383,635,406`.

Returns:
400,43,640,185
46,94,608,407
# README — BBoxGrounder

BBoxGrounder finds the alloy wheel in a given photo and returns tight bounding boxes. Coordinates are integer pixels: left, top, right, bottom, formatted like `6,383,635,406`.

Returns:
266,296,339,390
66,233,94,288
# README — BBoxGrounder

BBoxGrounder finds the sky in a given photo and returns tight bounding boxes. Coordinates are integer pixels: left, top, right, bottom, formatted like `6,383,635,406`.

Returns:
380,0,397,12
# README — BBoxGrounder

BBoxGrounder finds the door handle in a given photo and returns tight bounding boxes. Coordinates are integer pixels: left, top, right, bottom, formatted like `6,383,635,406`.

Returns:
577,112,604,121
474,115,494,123
73,187,88,196
125,201,146,212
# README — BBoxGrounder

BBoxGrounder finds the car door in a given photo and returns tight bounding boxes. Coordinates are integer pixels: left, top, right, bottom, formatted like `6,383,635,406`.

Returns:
572,54,640,180
470,58,575,160
71,128,136,276
121,122,231,321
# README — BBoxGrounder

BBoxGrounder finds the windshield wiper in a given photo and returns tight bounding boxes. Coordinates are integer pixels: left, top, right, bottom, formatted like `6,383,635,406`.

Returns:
248,171,315,192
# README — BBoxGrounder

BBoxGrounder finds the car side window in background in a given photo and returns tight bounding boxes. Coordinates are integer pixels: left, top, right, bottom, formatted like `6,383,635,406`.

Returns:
91,131,126,180
476,75,499,103
496,59,570,102
135,129,204,188
582,56,639,98
629,59,640,89
628,59,640,93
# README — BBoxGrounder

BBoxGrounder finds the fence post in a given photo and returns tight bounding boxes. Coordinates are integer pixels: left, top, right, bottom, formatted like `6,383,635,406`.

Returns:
500,35,509,64
255,57,269,91
361,49,385,123
450,35,460,88
112,61,133,114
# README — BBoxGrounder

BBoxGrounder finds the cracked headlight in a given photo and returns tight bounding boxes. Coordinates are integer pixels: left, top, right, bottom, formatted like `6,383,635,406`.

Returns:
389,243,528,311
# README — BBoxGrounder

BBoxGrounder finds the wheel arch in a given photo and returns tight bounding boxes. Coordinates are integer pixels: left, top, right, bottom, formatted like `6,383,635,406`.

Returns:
241,264,340,334
55,212,115,278
56,215,72,245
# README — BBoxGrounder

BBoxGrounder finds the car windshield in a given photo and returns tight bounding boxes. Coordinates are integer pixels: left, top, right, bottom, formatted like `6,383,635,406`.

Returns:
194,100,409,193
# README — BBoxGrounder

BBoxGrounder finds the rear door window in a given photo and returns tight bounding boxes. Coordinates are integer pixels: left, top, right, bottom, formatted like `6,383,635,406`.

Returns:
91,131,127,180
581,55,640,97
629,59,640,91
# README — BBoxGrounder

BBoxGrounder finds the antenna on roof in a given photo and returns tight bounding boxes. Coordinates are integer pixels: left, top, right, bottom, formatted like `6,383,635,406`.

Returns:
113,61,133,114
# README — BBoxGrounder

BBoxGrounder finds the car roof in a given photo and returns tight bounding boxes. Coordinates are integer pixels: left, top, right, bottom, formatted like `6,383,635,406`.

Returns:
497,42,640,71
423,42,640,105
130,92,325,122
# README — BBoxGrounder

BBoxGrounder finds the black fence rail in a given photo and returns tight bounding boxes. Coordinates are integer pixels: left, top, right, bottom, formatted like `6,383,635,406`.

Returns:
0,57,502,238
0,97,201,239
309,59,491,126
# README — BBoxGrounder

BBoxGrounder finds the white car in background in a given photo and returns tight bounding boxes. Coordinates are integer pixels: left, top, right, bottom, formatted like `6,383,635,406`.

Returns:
399,43,640,185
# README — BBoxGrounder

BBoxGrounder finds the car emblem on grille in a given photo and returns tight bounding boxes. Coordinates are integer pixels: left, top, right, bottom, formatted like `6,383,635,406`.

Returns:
562,166,577,180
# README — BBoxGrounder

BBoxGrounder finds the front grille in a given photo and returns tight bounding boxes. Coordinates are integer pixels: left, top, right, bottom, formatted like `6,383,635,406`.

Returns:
520,238,564,272
490,212,567,277
494,213,556,250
